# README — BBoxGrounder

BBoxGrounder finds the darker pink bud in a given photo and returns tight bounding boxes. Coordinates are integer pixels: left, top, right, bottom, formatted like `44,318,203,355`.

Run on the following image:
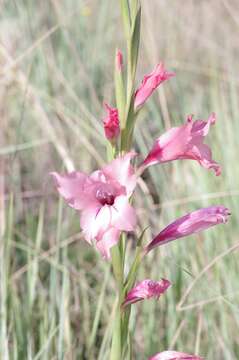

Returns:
149,350,203,360
146,206,231,253
134,63,175,109
116,49,123,71
142,113,221,176
122,279,171,308
103,103,120,141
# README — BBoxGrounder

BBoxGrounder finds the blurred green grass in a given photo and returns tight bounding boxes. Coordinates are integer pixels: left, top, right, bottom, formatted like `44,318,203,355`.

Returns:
1,1,239,359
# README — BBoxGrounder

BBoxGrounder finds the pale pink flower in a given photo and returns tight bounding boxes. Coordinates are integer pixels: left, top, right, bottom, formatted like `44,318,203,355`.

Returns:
142,113,221,176
134,63,175,109
103,103,120,141
122,279,171,307
149,350,203,360
116,49,123,71
51,153,137,259
146,206,230,253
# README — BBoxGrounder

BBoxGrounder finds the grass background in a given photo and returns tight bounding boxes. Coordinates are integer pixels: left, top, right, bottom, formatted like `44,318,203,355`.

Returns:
1,0,239,359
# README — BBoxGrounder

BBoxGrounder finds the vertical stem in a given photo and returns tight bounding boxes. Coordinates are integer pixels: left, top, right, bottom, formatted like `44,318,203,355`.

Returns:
110,305,122,360
111,241,124,291
109,1,142,357
110,244,124,359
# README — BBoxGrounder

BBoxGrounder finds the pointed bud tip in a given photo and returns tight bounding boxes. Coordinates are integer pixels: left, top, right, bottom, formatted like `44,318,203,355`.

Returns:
116,49,123,71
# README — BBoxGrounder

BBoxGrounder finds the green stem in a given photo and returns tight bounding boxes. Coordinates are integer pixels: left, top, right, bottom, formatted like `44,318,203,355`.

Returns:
109,1,142,357
111,243,124,291
124,247,143,293
110,304,122,360
110,243,124,359
121,231,145,345
120,251,142,349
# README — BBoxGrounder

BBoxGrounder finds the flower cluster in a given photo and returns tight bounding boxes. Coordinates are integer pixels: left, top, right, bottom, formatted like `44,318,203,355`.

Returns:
52,58,230,359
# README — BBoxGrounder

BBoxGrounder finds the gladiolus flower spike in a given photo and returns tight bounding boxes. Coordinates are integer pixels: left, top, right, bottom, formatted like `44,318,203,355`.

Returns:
50,1,232,357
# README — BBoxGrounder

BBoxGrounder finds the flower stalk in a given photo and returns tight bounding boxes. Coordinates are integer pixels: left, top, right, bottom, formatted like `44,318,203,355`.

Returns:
110,238,126,360
51,0,230,358
110,2,142,357
110,305,122,360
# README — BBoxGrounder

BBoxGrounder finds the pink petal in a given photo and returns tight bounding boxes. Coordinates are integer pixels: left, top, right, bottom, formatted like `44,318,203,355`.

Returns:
111,195,137,232
134,63,175,109
88,171,123,203
51,171,93,210
51,153,138,259
188,142,221,176
103,103,120,141
96,227,121,259
146,206,231,253
80,204,112,243
89,170,107,183
122,279,171,307
142,114,221,176
102,152,137,195
191,112,216,137
149,350,203,360
143,124,191,167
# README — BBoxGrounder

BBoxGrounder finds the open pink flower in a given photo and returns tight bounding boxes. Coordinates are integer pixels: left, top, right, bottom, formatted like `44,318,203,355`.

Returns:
122,279,171,307
51,153,137,259
146,206,230,253
142,113,221,176
103,103,120,141
134,63,175,109
149,350,203,360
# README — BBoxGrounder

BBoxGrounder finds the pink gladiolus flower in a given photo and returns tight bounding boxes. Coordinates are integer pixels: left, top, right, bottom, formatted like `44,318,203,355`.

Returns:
149,350,203,360
51,153,137,259
122,279,171,307
134,63,175,109
103,103,120,141
146,206,230,253
116,49,123,71
142,113,221,176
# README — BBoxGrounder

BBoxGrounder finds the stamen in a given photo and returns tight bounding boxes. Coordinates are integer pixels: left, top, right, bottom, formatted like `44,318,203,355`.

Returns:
96,188,115,206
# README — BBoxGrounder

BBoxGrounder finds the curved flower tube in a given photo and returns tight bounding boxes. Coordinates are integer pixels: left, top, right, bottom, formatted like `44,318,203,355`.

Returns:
134,63,175,110
122,279,171,308
145,206,230,253
51,153,137,259
142,113,221,176
149,350,203,360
